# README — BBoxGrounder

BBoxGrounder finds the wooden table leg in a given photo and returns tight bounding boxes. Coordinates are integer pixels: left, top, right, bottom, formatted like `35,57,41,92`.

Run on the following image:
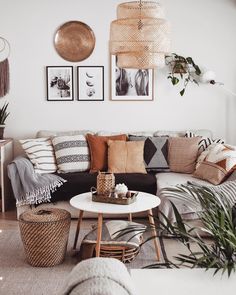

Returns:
96,213,103,257
73,210,84,250
148,209,161,261
128,213,132,222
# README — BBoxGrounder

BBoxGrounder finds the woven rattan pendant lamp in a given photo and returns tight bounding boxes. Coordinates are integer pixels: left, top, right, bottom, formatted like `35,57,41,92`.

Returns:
109,1,171,69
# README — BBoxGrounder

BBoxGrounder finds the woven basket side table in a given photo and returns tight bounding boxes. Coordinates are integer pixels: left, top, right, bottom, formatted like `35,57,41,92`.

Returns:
19,208,71,267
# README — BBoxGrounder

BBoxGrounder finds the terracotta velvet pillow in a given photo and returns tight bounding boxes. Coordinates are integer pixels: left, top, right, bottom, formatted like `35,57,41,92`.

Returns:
107,140,147,174
86,134,127,172
168,137,200,173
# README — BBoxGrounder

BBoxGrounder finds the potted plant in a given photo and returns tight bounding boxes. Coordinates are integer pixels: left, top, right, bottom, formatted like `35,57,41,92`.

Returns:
165,53,202,96
0,102,9,139
117,182,236,277
159,183,236,276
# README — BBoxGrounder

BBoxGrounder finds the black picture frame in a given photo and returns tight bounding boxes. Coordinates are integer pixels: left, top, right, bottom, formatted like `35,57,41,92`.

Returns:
46,66,74,101
77,66,104,101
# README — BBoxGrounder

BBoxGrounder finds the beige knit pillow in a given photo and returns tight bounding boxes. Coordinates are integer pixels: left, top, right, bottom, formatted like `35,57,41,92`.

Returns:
168,137,200,173
107,140,147,174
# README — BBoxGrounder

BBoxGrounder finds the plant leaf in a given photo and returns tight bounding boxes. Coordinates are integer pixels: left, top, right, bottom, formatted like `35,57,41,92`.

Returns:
180,89,185,96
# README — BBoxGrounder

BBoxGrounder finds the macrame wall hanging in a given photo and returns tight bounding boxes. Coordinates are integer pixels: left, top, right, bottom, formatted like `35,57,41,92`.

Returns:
0,37,10,97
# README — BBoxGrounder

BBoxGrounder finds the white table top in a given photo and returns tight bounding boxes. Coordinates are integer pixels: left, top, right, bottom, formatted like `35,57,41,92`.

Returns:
70,191,160,214
131,269,236,295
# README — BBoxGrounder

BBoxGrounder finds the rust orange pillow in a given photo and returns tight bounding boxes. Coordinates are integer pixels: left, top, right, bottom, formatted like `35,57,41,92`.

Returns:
86,134,127,172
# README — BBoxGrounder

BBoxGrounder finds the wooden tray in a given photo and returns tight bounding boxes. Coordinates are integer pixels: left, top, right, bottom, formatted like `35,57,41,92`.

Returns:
92,192,138,205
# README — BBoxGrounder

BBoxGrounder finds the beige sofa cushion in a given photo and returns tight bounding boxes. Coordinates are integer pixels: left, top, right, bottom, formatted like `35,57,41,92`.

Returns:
107,140,146,173
168,137,200,173
36,130,94,138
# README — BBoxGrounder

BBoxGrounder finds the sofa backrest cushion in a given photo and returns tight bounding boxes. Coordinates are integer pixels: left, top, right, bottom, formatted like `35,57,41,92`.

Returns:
36,130,94,138
154,129,212,138
52,135,90,173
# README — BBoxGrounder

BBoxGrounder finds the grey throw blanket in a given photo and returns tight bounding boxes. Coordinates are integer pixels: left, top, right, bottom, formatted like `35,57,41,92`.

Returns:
8,156,66,206
61,257,135,295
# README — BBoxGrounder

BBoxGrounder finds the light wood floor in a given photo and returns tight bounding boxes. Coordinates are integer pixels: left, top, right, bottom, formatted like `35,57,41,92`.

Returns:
0,209,148,230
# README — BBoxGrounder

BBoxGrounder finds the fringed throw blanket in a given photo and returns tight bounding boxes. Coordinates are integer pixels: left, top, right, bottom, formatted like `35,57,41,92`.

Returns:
8,156,66,206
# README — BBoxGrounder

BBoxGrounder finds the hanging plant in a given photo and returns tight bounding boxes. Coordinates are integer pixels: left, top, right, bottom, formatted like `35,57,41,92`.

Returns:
165,53,202,96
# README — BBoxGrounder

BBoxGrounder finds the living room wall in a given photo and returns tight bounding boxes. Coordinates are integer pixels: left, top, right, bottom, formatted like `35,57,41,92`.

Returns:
1,0,236,148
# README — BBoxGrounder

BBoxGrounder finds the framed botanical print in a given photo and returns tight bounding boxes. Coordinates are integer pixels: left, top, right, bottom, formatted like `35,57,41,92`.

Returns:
110,55,154,101
77,66,104,101
46,66,74,101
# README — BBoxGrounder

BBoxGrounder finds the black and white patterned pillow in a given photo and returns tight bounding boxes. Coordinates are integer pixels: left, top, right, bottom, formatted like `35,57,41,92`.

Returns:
52,135,90,173
185,131,225,152
129,135,169,172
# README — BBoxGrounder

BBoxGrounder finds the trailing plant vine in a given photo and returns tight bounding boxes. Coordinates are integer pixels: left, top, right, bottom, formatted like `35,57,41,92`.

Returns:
165,53,202,96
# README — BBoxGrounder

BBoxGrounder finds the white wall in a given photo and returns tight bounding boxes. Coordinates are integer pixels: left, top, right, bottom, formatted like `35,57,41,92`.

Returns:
0,0,236,150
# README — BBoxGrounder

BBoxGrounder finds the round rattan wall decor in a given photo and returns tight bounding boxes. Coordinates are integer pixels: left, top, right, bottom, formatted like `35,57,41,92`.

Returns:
54,21,96,62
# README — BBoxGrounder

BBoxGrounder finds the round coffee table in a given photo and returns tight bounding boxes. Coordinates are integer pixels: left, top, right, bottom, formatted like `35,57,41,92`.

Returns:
70,191,161,260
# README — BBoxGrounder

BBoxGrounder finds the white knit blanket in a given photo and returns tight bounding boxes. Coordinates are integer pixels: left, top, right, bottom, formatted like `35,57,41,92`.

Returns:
61,257,135,295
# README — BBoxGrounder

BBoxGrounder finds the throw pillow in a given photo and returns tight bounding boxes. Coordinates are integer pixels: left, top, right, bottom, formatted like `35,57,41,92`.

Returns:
193,144,236,185
107,140,147,173
86,134,127,172
19,138,57,174
185,131,225,152
52,135,90,173
80,220,146,260
168,137,200,173
129,135,169,172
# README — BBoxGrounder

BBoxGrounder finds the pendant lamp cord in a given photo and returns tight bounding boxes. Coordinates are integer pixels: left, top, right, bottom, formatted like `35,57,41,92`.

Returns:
138,0,143,30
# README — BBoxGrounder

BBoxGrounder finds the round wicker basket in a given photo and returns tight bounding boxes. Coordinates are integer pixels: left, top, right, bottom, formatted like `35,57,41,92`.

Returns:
19,208,71,267
99,245,140,263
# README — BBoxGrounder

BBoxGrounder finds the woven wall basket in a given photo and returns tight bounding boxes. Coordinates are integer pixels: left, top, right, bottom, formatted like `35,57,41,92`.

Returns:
19,208,71,267
97,172,115,195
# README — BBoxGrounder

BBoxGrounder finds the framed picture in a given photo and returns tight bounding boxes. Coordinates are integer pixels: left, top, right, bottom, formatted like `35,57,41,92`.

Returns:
110,55,154,101
77,66,104,101
46,66,74,101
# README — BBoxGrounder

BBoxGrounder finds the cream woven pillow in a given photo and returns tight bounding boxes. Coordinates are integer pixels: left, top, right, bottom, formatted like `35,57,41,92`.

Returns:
20,138,57,174
107,140,146,173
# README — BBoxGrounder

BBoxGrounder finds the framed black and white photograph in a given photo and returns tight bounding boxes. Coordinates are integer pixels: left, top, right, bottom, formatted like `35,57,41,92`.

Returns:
110,55,154,101
46,66,74,101
77,66,104,101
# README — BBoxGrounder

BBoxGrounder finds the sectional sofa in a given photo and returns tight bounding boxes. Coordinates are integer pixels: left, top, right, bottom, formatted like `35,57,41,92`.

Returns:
13,129,213,219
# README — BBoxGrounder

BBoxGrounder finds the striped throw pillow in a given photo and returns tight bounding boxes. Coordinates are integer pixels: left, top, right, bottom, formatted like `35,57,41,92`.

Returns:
185,131,225,152
52,135,90,173
20,138,57,174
